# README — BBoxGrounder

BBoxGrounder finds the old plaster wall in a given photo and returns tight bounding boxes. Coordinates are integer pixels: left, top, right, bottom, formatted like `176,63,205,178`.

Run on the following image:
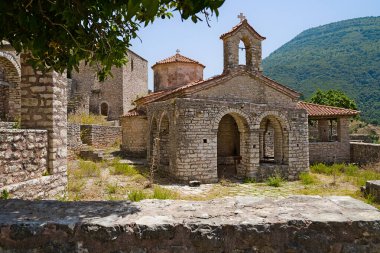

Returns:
153,62,204,92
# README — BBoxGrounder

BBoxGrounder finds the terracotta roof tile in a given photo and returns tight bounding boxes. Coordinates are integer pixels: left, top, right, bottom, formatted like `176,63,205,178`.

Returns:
297,101,360,117
122,108,146,117
152,53,205,68
220,19,266,40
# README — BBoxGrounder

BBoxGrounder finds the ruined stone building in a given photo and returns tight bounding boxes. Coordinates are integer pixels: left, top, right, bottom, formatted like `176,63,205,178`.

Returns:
68,50,148,121
121,19,312,183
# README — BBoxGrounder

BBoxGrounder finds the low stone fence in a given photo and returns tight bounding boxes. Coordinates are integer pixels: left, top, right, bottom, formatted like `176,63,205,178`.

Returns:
0,121,15,129
80,124,121,147
309,142,350,164
0,129,48,187
0,196,379,252
351,142,380,164
0,129,67,199
67,123,83,149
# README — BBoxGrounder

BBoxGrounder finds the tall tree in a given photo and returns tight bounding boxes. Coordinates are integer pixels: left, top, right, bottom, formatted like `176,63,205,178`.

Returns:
308,89,358,110
0,0,225,79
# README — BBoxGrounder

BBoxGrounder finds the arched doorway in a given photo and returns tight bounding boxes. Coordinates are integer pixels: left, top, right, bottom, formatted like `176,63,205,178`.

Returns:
217,113,249,179
0,53,21,121
259,115,288,165
159,115,170,173
100,102,109,116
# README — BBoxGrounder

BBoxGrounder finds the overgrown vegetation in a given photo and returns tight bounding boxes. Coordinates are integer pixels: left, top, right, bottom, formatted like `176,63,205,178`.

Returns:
266,175,284,187
263,17,380,124
77,160,101,177
299,172,318,185
0,190,10,200
68,113,109,126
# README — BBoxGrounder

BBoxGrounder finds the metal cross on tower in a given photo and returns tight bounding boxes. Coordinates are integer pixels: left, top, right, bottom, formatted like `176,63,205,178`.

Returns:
238,13,246,22
176,49,180,54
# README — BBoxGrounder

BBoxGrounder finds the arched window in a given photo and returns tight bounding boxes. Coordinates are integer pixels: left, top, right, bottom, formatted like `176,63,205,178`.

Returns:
100,102,109,116
238,40,246,65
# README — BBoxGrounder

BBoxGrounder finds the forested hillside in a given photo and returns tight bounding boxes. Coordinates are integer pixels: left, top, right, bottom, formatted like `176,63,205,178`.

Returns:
263,17,380,124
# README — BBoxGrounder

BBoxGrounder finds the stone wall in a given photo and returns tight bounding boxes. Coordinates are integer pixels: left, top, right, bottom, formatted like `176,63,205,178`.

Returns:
120,115,148,157
0,129,48,187
308,117,351,164
351,142,380,164
0,121,15,129
0,196,379,253
67,123,83,149
80,124,121,147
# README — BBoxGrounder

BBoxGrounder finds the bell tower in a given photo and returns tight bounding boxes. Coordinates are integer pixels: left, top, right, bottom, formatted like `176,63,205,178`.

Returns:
220,14,266,73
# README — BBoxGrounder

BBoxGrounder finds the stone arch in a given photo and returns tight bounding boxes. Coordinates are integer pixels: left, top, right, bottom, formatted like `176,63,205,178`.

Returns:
0,52,21,121
259,114,289,165
238,36,253,67
216,111,251,179
253,111,291,131
99,101,109,116
212,108,252,133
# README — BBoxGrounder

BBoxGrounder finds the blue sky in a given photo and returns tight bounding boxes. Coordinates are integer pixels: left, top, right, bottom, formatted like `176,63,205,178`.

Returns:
131,0,380,90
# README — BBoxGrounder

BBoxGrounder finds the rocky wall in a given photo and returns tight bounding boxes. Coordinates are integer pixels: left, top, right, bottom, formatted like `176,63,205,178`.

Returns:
0,196,379,253
0,129,48,187
120,115,148,158
309,142,350,164
0,121,15,129
67,123,83,149
80,124,121,147
351,142,380,164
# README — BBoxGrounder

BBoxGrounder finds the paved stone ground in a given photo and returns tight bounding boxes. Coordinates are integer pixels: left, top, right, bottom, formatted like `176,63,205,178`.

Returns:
0,196,380,252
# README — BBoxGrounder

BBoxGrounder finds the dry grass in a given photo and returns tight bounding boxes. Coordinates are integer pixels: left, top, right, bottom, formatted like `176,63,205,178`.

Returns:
68,113,109,126
65,160,380,209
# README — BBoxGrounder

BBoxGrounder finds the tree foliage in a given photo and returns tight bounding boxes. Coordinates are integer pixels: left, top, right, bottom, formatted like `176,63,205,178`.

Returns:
308,89,358,110
262,17,380,125
0,0,225,80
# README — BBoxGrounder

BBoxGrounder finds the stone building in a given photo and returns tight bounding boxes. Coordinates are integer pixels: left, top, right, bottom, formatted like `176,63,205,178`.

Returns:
69,50,148,121
121,19,312,183
297,102,359,164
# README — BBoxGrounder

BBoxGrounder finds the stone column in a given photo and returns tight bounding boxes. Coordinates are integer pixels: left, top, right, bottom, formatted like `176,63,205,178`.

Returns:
20,54,67,175
318,119,330,142
337,117,350,143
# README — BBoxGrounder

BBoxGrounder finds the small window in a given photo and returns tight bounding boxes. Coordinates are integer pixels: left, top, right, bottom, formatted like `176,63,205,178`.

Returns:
100,102,109,116
131,59,134,71
203,139,208,144
238,40,246,65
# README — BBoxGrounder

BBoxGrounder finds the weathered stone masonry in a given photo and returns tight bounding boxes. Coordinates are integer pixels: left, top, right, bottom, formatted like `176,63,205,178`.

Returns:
0,53,69,198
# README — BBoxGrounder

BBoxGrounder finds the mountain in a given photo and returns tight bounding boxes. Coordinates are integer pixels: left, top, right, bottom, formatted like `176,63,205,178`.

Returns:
262,17,380,124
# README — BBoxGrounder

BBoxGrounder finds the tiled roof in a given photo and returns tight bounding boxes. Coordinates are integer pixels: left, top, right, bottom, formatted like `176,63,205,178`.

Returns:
122,108,146,117
297,101,360,117
135,69,300,106
220,19,266,40
152,53,205,68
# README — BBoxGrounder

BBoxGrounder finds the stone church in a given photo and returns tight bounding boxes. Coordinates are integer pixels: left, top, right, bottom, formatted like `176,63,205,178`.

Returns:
121,18,311,183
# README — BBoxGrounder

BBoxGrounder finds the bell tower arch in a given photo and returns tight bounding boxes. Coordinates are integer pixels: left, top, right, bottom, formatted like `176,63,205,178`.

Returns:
220,14,266,73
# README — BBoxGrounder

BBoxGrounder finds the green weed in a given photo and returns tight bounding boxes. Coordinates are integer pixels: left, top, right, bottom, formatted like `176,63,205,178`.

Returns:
152,186,179,200
128,190,149,202
299,172,318,185
266,175,283,187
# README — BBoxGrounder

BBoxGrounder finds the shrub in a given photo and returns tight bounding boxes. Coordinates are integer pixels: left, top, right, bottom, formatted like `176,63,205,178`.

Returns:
343,164,359,176
152,186,179,200
68,113,109,125
111,163,139,176
355,170,380,187
68,180,85,193
310,163,332,175
0,190,10,200
106,183,118,194
266,175,283,187
128,190,148,202
299,172,317,185
78,160,101,177
243,177,256,184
